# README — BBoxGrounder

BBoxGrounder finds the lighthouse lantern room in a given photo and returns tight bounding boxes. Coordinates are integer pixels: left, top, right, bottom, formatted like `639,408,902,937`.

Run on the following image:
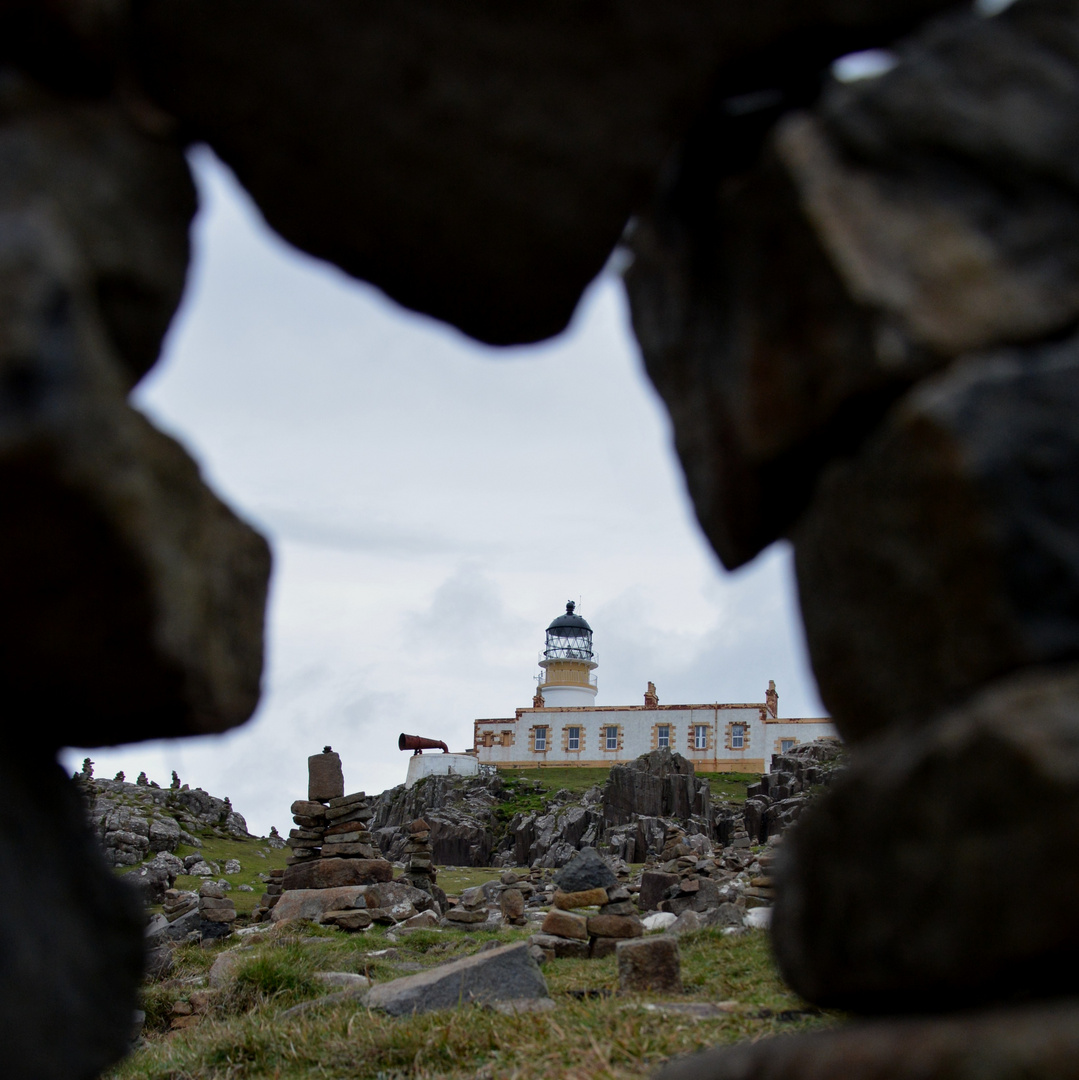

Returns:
537,601,598,707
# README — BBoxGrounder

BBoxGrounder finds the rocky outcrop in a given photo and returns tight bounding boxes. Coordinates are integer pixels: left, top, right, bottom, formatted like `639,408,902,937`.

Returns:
603,749,711,827
81,776,250,867
741,740,845,844
372,773,507,867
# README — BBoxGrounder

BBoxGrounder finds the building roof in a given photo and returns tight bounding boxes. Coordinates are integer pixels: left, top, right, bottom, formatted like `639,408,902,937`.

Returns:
547,600,592,635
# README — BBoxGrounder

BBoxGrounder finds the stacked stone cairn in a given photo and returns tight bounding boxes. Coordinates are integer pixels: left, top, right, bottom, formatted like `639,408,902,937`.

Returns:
162,888,198,923
322,791,378,861
444,884,494,927
401,818,436,893
197,881,236,937
498,870,527,926
285,746,343,865
252,868,285,922
532,848,643,960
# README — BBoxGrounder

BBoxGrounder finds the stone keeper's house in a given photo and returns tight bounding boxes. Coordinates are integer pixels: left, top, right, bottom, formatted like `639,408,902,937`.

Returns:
472,602,836,775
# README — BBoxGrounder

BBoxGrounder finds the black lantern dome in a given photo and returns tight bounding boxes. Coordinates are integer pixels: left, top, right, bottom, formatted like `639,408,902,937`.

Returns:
544,601,594,661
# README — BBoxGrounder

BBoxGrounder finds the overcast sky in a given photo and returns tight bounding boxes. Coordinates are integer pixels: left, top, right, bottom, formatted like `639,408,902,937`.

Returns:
61,147,826,837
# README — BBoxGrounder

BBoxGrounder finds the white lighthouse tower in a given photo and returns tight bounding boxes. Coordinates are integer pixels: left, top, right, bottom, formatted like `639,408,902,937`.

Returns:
536,601,598,707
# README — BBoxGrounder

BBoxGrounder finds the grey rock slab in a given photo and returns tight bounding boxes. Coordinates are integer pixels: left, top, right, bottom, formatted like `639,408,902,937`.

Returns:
364,941,548,1016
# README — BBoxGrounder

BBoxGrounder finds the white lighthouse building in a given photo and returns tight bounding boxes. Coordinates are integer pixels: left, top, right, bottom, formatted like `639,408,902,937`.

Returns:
473,600,837,774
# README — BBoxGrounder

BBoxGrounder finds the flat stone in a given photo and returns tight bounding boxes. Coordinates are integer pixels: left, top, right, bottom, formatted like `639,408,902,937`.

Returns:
320,842,377,858
772,665,1079,1012
314,972,370,989
587,914,644,939
364,942,548,1016
324,805,371,824
321,910,373,932
553,887,608,910
199,882,227,900
288,828,324,842
653,999,1079,1080
617,936,682,993
308,751,344,803
541,909,589,940
600,900,639,917
530,933,591,960
401,910,440,930
327,792,367,809
553,848,617,893
282,858,392,892
445,908,488,924
325,820,373,837
272,881,431,925
642,912,678,931
208,949,248,988
291,801,327,819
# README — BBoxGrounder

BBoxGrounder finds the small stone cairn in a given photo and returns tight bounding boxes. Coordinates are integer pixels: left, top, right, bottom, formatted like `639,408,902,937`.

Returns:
532,848,643,960
162,888,198,922
401,818,436,893
322,791,378,860
198,881,236,934
252,868,284,921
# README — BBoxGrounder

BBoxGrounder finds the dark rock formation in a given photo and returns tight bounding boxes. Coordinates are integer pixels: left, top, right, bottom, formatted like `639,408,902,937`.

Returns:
796,336,1079,740
602,748,711,827
126,0,954,346
771,665,1079,1013
654,998,1079,1080
626,0,1079,570
0,755,144,1080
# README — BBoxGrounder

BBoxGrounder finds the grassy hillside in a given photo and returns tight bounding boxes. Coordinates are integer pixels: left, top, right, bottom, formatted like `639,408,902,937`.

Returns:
113,920,835,1080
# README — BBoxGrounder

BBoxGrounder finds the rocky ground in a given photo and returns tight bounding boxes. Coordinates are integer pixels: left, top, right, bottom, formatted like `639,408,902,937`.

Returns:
371,741,846,871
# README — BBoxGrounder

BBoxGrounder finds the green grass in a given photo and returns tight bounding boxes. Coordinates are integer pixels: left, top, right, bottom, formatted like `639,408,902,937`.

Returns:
699,773,758,805
112,921,834,1080
121,829,290,917
500,767,611,793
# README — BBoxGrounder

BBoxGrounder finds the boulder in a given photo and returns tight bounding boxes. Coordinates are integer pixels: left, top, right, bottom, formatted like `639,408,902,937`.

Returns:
617,936,682,993
653,998,1079,1080
364,941,548,1016
772,665,1079,1012
602,750,710,826
553,848,617,893
626,0,1079,569
128,0,955,346
796,334,1079,740
0,757,143,1079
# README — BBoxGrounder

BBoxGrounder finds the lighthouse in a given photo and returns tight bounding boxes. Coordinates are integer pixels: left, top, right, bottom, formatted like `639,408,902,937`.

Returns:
537,601,598,707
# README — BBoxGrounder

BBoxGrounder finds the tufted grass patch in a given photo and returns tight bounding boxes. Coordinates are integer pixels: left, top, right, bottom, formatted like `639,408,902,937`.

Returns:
114,918,836,1080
